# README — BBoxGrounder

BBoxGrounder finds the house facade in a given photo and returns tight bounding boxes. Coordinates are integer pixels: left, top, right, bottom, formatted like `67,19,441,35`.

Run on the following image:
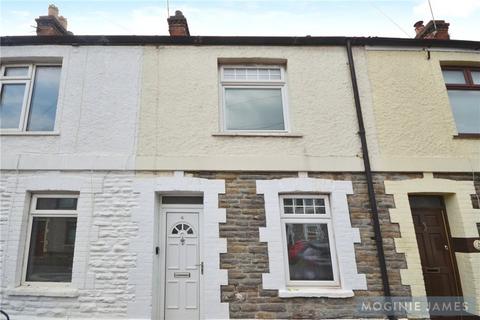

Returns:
0,7,479,320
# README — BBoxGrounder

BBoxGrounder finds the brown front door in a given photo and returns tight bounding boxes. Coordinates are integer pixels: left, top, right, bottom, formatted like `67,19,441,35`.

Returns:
409,196,461,297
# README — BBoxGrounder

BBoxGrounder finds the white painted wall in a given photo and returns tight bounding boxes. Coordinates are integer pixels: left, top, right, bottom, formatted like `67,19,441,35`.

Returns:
0,45,142,171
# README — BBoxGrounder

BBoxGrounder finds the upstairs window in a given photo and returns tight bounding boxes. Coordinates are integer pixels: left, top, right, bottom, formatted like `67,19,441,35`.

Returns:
0,64,62,132
220,66,288,131
442,67,480,134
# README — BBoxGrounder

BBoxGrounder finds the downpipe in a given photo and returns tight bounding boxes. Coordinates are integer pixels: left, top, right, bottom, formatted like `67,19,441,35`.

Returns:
345,39,396,320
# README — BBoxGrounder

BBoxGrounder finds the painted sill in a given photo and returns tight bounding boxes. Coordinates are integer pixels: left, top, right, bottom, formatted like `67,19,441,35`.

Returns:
279,288,354,298
0,131,60,136
453,133,480,139
212,132,303,138
6,286,79,297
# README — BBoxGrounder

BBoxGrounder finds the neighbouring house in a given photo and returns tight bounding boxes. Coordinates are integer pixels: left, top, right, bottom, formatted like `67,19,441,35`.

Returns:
0,6,479,320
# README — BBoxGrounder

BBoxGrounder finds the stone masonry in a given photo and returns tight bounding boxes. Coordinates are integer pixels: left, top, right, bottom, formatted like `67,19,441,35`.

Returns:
191,171,420,319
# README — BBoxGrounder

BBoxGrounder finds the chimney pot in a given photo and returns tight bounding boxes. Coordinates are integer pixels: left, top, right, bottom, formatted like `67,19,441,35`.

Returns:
36,5,71,36
58,16,68,30
48,4,59,17
414,20,425,35
414,19,450,40
167,10,190,36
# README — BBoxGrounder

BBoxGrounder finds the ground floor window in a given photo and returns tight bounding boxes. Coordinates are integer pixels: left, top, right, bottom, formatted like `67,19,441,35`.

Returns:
24,194,78,283
280,195,338,286
257,177,367,297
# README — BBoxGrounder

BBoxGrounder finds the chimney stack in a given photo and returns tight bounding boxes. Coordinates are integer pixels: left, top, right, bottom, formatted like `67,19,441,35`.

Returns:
36,4,72,36
413,20,450,40
167,10,190,36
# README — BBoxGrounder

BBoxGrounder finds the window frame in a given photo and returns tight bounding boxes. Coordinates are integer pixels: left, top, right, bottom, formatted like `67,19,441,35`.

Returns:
219,65,290,133
442,66,480,90
441,66,480,136
279,194,340,288
0,63,62,132
21,193,79,288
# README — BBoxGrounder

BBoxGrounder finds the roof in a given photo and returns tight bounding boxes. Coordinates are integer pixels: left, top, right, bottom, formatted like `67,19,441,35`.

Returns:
1,35,480,50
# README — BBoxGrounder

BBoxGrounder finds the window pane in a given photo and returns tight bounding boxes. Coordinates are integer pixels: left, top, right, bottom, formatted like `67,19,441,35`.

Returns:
447,90,480,133
225,88,285,130
442,70,466,84
0,83,25,129
4,67,29,77
284,206,293,214
235,68,246,80
246,69,258,80
259,69,269,80
472,71,480,85
223,68,235,80
285,223,334,281
269,68,281,80
26,66,61,131
36,198,78,210
26,217,77,282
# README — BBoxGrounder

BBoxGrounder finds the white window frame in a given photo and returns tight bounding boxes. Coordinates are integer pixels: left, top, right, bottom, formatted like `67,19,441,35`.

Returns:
21,193,79,288
219,65,289,133
256,177,367,298
279,194,340,288
0,63,61,132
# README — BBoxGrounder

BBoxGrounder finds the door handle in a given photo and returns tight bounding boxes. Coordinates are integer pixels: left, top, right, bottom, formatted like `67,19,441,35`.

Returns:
444,244,449,251
195,262,204,275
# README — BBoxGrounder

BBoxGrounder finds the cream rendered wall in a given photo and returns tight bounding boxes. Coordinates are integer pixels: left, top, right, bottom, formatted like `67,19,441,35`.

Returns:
137,46,380,171
366,48,480,172
0,45,142,171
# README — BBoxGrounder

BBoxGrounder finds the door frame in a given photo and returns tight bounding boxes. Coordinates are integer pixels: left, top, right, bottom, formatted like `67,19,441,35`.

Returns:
155,201,204,320
409,195,463,297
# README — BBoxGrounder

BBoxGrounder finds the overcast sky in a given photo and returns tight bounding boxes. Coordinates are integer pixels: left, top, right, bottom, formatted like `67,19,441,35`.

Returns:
1,0,479,40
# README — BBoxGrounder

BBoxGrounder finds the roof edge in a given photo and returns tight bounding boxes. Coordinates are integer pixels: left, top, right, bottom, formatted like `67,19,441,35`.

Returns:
1,35,479,49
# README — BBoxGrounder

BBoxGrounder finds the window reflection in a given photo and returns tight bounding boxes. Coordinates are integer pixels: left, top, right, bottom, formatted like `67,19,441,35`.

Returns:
26,217,77,282
286,223,334,281
26,66,61,131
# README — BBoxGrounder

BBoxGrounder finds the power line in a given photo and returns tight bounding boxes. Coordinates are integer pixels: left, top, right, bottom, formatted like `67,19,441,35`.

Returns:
428,0,437,31
369,2,410,38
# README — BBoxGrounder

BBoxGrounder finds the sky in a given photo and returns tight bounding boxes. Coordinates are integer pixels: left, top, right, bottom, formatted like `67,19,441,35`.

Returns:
1,0,479,40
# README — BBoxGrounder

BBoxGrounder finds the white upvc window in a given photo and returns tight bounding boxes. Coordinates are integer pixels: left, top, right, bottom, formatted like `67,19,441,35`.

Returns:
219,65,289,132
22,194,78,286
280,195,339,287
0,63,62,132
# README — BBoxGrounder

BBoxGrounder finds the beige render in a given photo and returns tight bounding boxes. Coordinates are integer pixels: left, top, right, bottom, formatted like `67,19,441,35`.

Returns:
366,48,480,172
369,48,480,317
136,45,380,172
136,44,480,316
385,173,480,317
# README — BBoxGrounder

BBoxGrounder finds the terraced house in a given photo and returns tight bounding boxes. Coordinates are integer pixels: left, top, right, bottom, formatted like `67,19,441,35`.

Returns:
1,6,479,320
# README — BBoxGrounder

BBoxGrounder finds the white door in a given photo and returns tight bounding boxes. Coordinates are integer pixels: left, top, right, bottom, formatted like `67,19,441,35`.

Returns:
165,212,200,320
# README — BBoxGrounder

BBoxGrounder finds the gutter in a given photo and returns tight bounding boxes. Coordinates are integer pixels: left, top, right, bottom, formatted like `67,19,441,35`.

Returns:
345,39,395,320
1,35,479,50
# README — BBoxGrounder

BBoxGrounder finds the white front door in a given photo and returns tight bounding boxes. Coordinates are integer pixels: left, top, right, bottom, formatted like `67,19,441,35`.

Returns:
165,211,200,320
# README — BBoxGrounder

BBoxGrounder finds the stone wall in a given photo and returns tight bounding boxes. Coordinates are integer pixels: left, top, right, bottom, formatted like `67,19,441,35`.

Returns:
1,170,477,319
191,171,419,319
0,171,139,319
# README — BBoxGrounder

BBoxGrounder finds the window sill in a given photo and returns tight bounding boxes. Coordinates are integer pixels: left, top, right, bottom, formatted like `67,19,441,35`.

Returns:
212,132,303,138
0,131,60,136
6,286,79,297
453,133,480,139
279,288,354,298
